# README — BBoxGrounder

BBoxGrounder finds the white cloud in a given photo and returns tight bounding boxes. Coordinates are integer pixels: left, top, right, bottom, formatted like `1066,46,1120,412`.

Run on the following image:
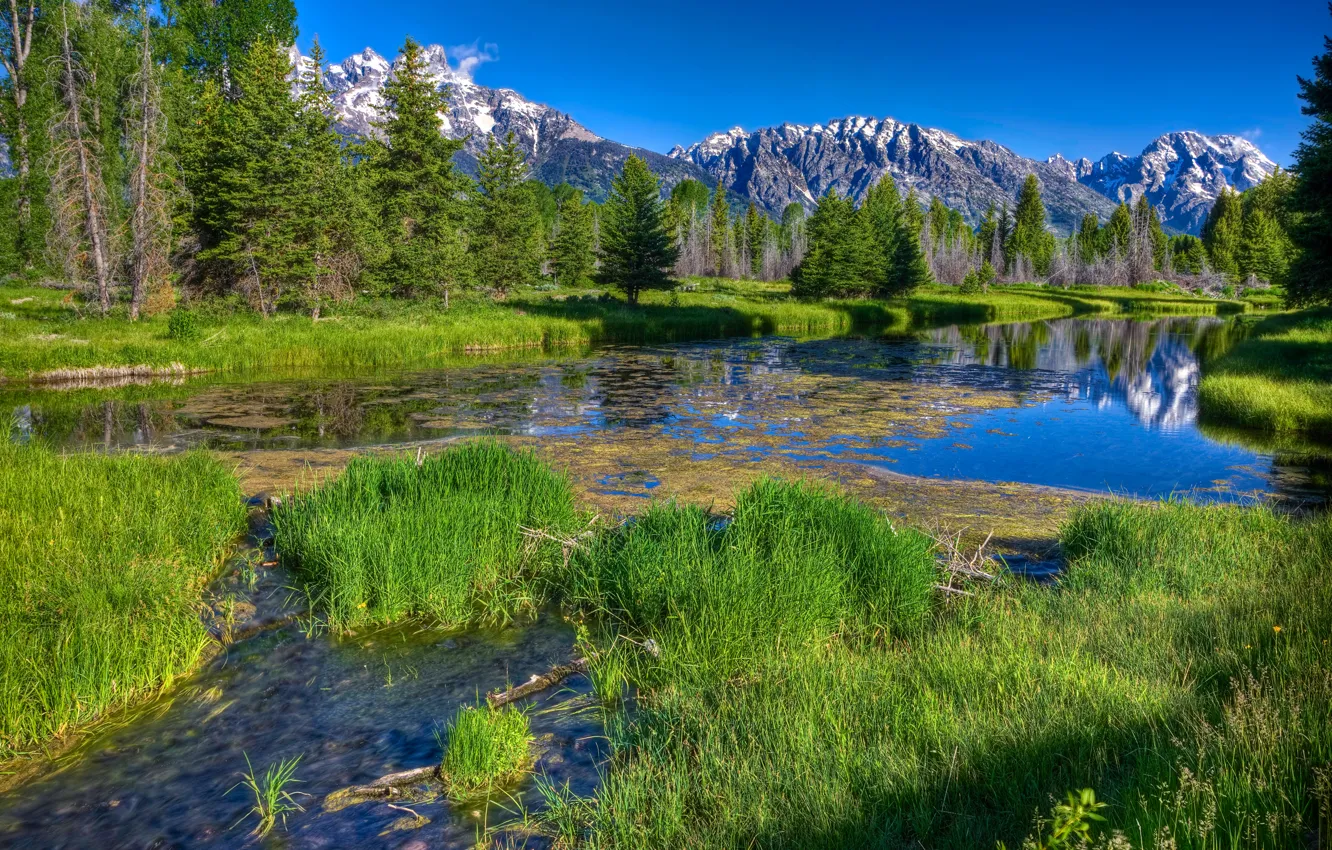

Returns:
1239,127,1263,141
447,42,498,82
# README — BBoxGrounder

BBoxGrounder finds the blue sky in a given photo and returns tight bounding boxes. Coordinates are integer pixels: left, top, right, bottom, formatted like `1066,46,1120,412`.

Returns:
296,0,1326,166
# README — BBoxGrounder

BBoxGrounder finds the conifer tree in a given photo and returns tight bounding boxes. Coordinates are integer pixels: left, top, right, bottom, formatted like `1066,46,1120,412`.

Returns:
977,203,998,260
791,192,878,297
1134,196,1168,270
745,202,764,278
1106,203,1133,257
888,207,932,295
862,176,902,269
927,195,949,246
474,131,543,297
1007,174,1052,275
596,155,676,305
1076,213,1102,265
552,188,594,286
0,0,42,267
709,183,729,274
1201,188,1243,276
367,36,471,303
1288,4,1332,304
901,187,925,239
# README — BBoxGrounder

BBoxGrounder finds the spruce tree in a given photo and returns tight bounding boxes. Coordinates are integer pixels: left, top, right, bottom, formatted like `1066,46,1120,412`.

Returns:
1288,4,1332,304
596,155,676,305
1106,203,1133,257
368,36,471,302
791,192,878,297
1134,196,1168,270
745,202,764,278
927,195,949,246
862,176,902,272
709,183,729,274
977,203,998,260
1007,174,1052,275
1076,213,1102,264
888,210,932,295
475,131,543,297
1201,188,1243,276
552,189,595,286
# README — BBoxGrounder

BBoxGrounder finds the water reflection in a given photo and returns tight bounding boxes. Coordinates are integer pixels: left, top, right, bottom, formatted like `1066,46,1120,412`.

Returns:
4,317,1323,503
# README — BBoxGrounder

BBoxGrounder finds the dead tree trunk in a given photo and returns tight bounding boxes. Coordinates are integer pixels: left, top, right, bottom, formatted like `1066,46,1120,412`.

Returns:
127,5,171,320
2,0,36,243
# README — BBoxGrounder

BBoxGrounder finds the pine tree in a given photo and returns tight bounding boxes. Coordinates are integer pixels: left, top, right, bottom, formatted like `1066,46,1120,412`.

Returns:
0,0,42,268
1170,235,1207,275
474,131,543,297
1201,188,1243,276
552,189,594,286
709,183,729,275
367,36,471,303
745,202,763,278
1240,206,1290,284
1288,4,1332,304
791,192,878,297
862,176,901,275
977,203,998,260
888,206,932,295
596,155,677,305
1134,196,1168,270
1076,213,1101,264
1106,203,1133,257
927,195,949,246
172,0,297,91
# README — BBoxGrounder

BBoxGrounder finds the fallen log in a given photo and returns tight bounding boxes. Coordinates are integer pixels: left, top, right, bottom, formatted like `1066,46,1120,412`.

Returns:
348,765,440,797
486,657,590,709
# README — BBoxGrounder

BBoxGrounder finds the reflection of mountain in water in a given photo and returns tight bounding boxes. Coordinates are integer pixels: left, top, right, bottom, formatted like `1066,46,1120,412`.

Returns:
926,318,1223,431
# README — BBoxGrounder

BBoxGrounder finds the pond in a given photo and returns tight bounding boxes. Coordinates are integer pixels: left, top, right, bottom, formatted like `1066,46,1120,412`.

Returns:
7,316,1329,504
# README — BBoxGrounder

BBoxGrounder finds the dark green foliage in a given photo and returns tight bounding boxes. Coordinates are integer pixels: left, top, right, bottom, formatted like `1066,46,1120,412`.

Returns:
364,37,471,300
977,203,998,260
744,202,764,277
1076,213,1102,264
888,216,933,294
1134,196,1168,270
551,188,596,286
1105,203,1132,257
167,309,202,341
1007,174,1054,275
1202,188,1243,275
958,269,981,294
709,182,730,270
790,192,879,297
1288,5,1332,305
474,132,545,297
596,155,677,305
927,195,949,245
861,176,901,261
169,0,297,88
667,178,710,232
1170,234,1207,275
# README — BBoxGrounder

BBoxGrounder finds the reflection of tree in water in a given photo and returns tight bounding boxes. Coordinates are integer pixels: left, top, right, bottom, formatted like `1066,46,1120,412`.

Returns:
296,384,366,441
589,354,685,428
931,318,1228,430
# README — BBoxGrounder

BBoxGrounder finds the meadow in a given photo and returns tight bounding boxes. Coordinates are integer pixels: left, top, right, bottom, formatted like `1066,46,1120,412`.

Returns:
0,439,245,759
266,444,1332,849
0,279,1249,382
1198,307,1332,438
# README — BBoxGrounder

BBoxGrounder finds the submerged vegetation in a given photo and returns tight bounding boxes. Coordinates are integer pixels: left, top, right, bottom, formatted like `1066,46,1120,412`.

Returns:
1198,307,1332,437
0,439,244,758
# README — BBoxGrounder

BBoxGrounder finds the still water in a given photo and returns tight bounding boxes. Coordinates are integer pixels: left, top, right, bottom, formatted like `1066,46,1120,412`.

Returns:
8,316,1328,503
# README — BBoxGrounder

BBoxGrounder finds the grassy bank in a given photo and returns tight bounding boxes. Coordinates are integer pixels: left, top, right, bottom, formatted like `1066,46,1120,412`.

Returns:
272,444,1331,847
0,440,245,758
1199,308,1332,437
0,279,1249,382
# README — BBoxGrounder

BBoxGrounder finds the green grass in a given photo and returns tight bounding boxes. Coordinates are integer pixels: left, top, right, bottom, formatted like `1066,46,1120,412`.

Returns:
230,753,306,837
271,442,581,631
539,499,1332,849
0,279,1247,381
0,439,245,757
1198,308,1332,437
439,703,533,801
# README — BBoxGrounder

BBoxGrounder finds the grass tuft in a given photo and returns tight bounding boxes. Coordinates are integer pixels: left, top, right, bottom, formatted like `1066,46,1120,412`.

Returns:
230,752,305,837
439,703,533,801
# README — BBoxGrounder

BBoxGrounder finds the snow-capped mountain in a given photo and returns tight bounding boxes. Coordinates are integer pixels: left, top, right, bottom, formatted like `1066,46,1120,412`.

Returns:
668,118,1119,234
291,44,707,201
1047,132,1277,234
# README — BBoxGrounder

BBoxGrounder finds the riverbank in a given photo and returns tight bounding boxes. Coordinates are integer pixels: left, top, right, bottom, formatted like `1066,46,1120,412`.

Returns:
1198,307,1332,438
0,279,1249,383
0,440,245,760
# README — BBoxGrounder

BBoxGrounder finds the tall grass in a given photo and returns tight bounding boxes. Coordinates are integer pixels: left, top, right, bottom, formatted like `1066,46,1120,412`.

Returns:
1198,308,1332,437
272,442,581,630
230,753,306,837
542,499,1332,849
0,440,245,756
439,703,533,801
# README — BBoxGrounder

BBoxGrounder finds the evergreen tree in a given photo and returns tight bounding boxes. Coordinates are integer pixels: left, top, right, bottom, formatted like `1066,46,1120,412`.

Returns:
1076,213,1102,264
195,37,307,316
1171,234,1207,275
1288,4,1332,304
1007,174,1052,275
596,155,676,305
927,195,949,246
709,182,729,273
172,0,297,90
995,201,1012,272
667,178,709,232
1201,188,1243,276
888,207,932,295
551,188,595,286
977,203,998,259
1134,196,1168,270
366,36,471,302
745,202,764,277
790,192,878,297
474,131,543,297
1239,169,1299,285
862,176,902,267
901,187,925,239
1106,203,1133,257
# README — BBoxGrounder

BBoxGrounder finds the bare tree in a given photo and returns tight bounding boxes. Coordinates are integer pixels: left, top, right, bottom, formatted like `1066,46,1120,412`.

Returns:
125,4,176,319
1,0,37,243
49,1,115,313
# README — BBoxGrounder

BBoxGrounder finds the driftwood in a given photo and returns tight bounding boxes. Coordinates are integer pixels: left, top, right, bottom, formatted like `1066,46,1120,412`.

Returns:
487,657,590,709
348,765,440,798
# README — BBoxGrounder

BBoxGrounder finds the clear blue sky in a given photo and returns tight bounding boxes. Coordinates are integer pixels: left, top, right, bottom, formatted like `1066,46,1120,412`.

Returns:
295,0,1326,167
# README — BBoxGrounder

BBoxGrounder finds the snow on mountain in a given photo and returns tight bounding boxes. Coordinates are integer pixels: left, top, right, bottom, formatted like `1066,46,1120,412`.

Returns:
1058,132,1277,234
289,44,704,202
669,118,1119,234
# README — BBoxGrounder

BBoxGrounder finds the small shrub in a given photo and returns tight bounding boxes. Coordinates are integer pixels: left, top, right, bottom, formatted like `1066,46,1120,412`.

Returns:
440,704,532,800
167,309,203,341
959,270,982,295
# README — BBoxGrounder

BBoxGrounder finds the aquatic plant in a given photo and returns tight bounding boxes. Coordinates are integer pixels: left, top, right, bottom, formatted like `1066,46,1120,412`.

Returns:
439,703,533,801
273,442,581,630
0,440,244,757
230,752,306,837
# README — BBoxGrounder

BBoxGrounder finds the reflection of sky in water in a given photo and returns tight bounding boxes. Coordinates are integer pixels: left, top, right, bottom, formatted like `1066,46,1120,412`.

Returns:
7,317,1325,502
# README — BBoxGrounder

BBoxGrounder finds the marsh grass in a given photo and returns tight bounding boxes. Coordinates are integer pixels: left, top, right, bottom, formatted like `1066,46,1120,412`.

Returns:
440,703,533,801
0,440,245,757
230,752,306,837
546,499,1332,849
272,442,581,631
1198,308,1332,437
